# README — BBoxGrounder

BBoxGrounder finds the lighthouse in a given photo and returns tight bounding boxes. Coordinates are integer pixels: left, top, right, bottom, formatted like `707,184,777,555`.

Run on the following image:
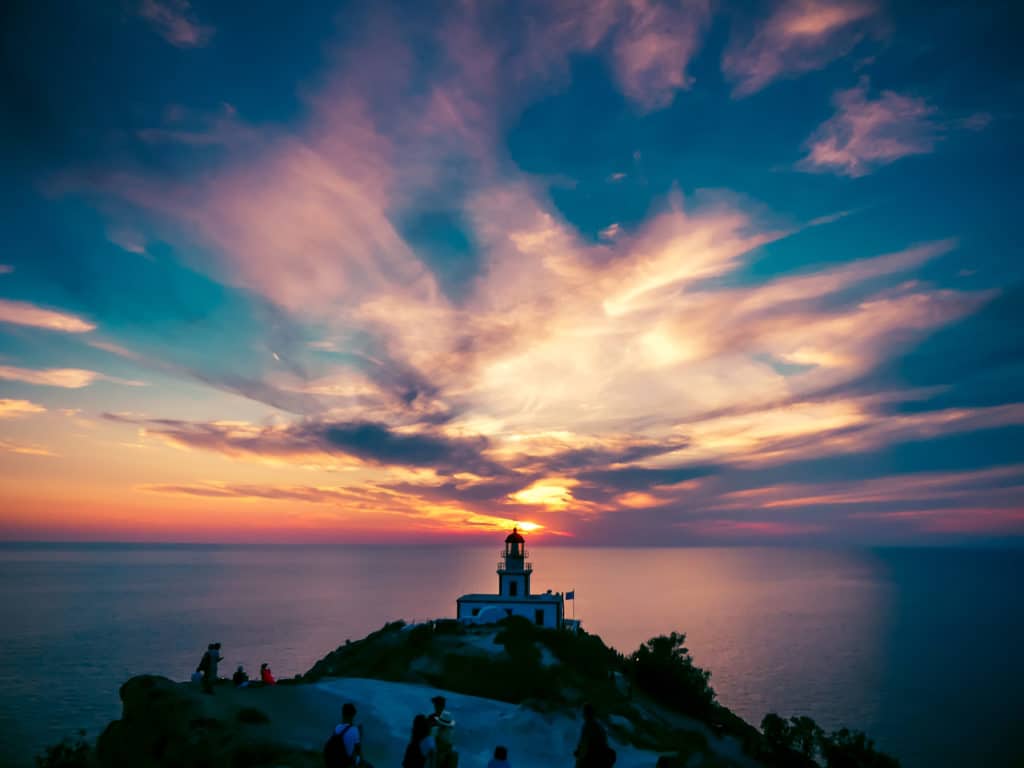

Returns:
456,528,576,629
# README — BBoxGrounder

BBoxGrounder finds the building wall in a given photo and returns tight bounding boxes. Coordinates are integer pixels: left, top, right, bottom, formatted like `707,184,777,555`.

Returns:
499,572,530,597
457,598,561,628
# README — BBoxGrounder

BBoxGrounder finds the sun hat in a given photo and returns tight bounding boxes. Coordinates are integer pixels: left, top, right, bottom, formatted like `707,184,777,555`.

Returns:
436,710,455,727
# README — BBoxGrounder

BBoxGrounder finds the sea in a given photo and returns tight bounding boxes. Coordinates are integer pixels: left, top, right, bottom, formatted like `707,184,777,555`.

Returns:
0,544,1021,768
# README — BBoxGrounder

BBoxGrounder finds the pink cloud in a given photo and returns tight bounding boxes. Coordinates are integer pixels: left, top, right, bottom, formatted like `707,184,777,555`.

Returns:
800,78,941,176
723,0,881,97
138,0,213,48
0,299,96,333
611,0,712,111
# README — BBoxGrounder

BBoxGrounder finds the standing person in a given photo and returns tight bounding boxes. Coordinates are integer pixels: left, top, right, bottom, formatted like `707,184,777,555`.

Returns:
432,710,456,768
197,643,222,695
324,702,370,767
260,662,276,685
574,703,615,768
487,745,511,768
427,696,445,726
402,714,435,768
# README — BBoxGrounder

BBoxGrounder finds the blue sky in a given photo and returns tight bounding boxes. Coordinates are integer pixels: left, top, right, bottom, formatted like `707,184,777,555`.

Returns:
0,0,1021,543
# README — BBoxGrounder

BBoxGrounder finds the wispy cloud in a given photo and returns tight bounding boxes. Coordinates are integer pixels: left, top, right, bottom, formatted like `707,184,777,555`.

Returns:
0,399,46,419
0,265,13,275
138,0,213,48
0,366,144,389
0,299,96,333
610,0,712,110
723,0,881,96
0,439,55,457
799,78,943,176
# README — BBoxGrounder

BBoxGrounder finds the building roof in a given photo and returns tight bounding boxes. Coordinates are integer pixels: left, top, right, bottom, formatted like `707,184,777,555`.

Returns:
505,527,525,544
457,592,562,603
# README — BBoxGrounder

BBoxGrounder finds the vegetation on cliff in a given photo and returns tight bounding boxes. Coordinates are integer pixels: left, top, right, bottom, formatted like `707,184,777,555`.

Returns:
36,617,900,768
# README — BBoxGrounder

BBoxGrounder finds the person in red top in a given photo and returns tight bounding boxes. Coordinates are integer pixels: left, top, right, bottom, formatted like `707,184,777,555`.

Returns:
260,663,276,685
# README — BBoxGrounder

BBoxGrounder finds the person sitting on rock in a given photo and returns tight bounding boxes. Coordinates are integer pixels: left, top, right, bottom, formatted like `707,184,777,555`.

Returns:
232,665,249,688
487,745,511,768
260,662,276,685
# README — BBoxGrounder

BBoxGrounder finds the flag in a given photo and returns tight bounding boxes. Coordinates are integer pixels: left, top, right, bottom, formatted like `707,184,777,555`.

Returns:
566,590,575,600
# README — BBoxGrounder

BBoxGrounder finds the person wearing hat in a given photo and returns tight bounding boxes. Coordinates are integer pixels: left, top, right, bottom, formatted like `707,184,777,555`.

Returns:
427,696,457,768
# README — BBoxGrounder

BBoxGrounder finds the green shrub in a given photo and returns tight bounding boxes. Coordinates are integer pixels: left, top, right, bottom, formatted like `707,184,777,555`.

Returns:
629,632,715,719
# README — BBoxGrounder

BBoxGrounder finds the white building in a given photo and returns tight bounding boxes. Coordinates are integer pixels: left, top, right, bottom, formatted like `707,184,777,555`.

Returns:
456,528,575,629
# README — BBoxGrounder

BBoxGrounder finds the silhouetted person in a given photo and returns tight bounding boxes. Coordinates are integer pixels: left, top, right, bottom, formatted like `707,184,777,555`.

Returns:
403,714,435,768
197,642,222,694
260,662,276,685
324,701,370,767
574,703,615,767
232,665,249,687
487,745,511,768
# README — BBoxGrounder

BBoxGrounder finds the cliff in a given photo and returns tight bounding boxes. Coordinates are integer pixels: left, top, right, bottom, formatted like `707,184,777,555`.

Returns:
76,619,894,768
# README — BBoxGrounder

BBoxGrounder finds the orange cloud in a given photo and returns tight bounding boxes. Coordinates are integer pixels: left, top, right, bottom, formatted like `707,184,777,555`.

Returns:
0,399,46,419
0,299,96,333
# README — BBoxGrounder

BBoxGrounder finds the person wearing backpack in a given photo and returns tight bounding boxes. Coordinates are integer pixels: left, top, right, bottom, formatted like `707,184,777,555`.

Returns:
324,702,371,767
402,714,435,768
574,703,616,768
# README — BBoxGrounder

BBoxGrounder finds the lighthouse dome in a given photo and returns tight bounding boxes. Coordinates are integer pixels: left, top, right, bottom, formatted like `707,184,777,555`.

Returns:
505,527,525,544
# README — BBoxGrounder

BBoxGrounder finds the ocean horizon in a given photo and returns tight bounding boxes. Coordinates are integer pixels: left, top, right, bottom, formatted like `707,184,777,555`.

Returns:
2,542,1023,767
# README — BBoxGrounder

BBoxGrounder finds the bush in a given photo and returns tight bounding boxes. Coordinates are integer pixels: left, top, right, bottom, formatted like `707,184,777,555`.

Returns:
35,731,93,768
760,714,898,768
629,632,716,719
820,727,900,768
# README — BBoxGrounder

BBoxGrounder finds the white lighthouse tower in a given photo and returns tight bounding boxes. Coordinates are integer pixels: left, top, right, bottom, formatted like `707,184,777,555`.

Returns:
456,528,575,629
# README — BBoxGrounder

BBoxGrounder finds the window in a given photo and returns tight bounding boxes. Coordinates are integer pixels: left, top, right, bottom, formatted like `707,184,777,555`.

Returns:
471,608,479,616
510,581,518,596
535,609,544,625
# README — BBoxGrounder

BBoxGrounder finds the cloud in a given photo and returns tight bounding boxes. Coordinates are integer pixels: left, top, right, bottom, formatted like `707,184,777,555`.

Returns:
0,299,96,333
138,0,213,47
104,414,501,475
0,366,144,389
799,78,941,176
0,265,12,275
0,399,46,419
723,0,881,96
66,3,1014,542
0,439,54,457
610,0,712,110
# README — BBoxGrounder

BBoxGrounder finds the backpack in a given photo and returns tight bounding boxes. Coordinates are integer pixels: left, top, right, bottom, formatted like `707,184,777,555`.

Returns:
323,725,355,768
402,741,426,768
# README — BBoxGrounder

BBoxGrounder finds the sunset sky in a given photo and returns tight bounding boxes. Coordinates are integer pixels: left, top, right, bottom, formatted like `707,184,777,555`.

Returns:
1,0,1021,544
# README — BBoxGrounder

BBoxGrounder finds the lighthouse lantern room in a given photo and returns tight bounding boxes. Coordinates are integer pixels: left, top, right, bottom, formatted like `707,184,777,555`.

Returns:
456,527,572,629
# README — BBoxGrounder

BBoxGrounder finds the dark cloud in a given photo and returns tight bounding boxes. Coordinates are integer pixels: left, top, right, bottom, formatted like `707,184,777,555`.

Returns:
104,414,500,475
578,465,719,492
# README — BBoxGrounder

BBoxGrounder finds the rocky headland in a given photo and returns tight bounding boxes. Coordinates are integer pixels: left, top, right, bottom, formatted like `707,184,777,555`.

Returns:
41,619,898,768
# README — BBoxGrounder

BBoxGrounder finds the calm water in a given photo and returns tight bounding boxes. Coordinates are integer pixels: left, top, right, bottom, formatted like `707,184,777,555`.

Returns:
1,544,1021,767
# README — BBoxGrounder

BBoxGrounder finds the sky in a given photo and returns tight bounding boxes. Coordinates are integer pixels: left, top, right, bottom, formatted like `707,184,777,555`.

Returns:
0,0,1021,545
